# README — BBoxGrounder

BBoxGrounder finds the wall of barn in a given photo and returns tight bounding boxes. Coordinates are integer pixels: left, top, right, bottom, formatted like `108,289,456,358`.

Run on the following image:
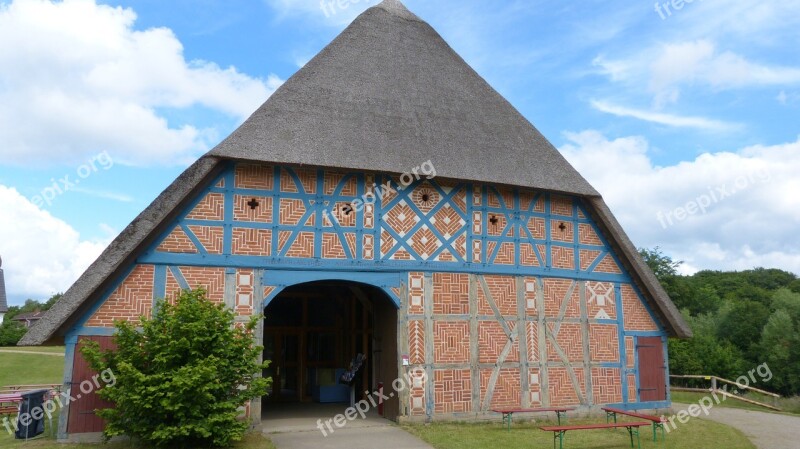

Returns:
64,162,669,433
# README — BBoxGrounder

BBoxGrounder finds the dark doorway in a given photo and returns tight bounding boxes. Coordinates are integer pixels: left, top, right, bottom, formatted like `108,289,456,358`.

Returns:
262,281,399,420
636,336,667,402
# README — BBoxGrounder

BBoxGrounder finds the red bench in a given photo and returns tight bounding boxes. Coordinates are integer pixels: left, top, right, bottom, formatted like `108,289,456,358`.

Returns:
541,421,651,449
491,407,575,430
602,407,667,442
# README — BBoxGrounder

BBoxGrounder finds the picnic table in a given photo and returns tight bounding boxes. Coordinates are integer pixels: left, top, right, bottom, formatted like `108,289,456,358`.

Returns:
492,407,575,430
0,392,22,415
540,421,651,449
602,406,667,442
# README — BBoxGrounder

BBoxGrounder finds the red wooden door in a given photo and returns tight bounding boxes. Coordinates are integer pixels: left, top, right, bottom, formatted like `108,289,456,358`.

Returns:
67,336,116,434
636,337,666,402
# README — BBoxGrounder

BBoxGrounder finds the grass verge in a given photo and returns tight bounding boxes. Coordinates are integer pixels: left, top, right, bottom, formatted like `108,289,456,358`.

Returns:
0,351,64,387
403,417,755,449
672,391,800,415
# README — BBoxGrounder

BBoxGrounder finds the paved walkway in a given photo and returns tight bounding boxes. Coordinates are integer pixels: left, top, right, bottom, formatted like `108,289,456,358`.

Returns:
675,402,800,449
263,403,433,449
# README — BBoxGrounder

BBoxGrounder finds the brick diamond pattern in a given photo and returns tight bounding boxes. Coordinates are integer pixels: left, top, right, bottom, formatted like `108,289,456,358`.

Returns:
479,321,518,363
551,246,575,270
409,320,425,364
430,204,465,240
434,321,470,364
232,228,272,256
543,279,580,318
188,226,224,254
579,223,602,245
279,198,307,226
186,193,224,221
235,164,273,190
594,254,622,274
434,369,472,414
433,273,469,315
285,232,315,258
589,324,619,362
86,265,154,326
550,196,573,217
157,227,197,254
478,275,517,316
622,284,658,330
547,367,585,407
547,323,584,362
410,225,440,260
380,230,395,258
592,368,622,404
234,195,273,223
481,368,521,409
384,201,419,237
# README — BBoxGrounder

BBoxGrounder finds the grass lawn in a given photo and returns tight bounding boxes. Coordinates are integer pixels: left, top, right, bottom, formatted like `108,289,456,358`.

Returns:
0,346,67,354
0,351,64,387
404,417,755,449
672,391,800,415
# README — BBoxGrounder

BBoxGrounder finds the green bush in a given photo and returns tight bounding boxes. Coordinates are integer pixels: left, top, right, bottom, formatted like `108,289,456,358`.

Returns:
81,289,271,448
0,320,27,346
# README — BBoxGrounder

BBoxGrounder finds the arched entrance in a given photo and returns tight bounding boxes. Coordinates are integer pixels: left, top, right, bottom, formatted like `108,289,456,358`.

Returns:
261,280,400,422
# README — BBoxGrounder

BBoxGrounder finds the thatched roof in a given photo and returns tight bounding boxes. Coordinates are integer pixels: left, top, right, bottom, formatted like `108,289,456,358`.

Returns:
20,0,690,345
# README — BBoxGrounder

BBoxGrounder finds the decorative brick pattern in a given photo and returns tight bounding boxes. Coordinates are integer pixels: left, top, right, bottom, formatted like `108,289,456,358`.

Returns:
433,273,469,315
523,277,537,316
586,281,616,320
433,321,470,364
177,266,225,303
187,225,224,254
235,269,253,316
384,201,418,237
529,368,542,405
232,228,272,256
550,196,573,217
592,368,622,404
550,220,574,242
186,193,224,221
494,242,516,265
233,195,273,222
410,225,440,260
434,369,472,414
278,198,307,226
628,374,637,402
157,227,197,254
548,367,585,407
547,323,583,362
578,223,602,246
86,265,154,326
478,321,518,363
323,171,357,196
481,368,521,409
589,324,619,362
579,249,601,271
431,204,466,240
409,320,425,364
362,234,374,260
285,232,315,258
526,322,538,362
322,232,347,259
412,184,440,214
280,167,316,194
551,246,575,270
594,254,622,274
235,164,273,190
519,243,540,266
543,279,579,318
622,284,659,331
477,275,517,316
408,273,424,315
626,337,635,368
409,381,426,416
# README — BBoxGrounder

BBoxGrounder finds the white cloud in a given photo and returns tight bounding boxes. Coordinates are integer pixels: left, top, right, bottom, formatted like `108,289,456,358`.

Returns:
266,0,379,25
0,0,283,166
590,100,738,132
560,130,800,275
0,185,111,301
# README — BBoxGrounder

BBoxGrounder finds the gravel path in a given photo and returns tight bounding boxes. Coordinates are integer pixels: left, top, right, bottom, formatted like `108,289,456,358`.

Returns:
675,402,800,449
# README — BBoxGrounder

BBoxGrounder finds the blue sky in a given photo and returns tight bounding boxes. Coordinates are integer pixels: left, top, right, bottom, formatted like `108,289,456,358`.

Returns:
1,0,798,305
